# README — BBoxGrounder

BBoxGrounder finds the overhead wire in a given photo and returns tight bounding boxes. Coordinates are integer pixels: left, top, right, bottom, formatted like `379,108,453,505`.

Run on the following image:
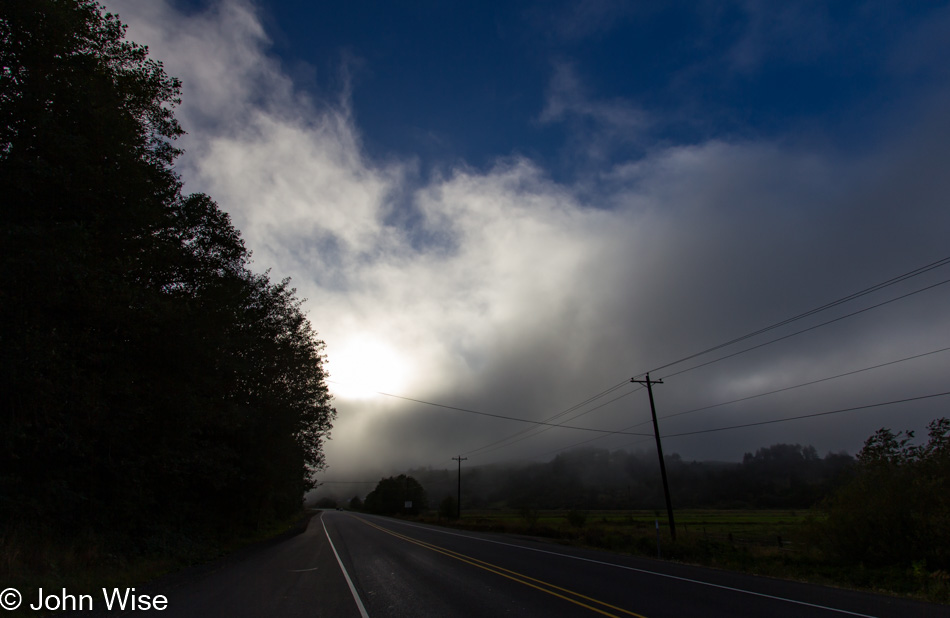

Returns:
461,381,637,457
531,343,950,456
518,255,950,460
643,255,950,377
462,385,644,458
438,259,950,461
555,388,950,457
663,391,950,438
657,276,950,381
654,343,950,425
342,388,652,436
459,380,634,458
540,419,652,459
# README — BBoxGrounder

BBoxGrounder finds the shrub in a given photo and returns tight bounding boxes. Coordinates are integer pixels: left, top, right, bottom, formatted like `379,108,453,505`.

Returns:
566,509,588,528
439,496,458,520
519,507,540,528
818,418,950,569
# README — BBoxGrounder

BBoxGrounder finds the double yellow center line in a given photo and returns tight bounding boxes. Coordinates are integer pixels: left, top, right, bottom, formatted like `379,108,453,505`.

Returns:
357,517,646,618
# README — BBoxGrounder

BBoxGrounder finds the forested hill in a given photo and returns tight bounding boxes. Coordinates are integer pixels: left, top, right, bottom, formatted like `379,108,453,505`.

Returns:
403,444,855,510
0,0,335,562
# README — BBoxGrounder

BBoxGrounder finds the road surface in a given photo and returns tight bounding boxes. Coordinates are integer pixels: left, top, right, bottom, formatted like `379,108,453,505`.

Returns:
321,511,946,618
114,511,948,617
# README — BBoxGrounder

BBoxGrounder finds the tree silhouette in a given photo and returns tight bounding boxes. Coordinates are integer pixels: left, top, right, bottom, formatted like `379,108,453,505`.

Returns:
0,0,335,550
365,475,428,516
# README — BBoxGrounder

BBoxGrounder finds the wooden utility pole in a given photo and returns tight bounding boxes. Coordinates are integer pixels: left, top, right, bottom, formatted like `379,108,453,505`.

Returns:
631,373,676,541
452,456,467,520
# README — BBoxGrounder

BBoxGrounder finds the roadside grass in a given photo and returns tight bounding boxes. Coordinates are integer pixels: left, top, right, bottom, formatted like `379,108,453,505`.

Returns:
0,510,313,616
411,508,949,604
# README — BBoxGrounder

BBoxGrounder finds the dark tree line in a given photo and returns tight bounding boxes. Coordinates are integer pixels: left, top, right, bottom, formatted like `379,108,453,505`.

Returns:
0,0,334,552
404,443,854,512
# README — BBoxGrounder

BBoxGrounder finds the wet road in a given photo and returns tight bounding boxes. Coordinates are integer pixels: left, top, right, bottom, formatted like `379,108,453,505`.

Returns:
322,512,948,618
93,511,948,617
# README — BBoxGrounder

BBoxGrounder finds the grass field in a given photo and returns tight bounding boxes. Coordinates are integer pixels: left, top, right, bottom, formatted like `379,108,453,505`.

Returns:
414,508,949,604
431,507,807,540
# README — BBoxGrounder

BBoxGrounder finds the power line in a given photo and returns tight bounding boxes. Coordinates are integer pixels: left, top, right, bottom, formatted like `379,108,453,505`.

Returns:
463,387,642,457
654,344,950,424
455,389,950,463
353,389,652,436
644,254,950,376
460,380,632,456
529,394,652,458
554,380,634,416
328,378,649,464
462,384,641,457
473,386,651,459
422,332,950,454
658,276,950,381
533,256,950,457
663,391,950,438
538,343,950,456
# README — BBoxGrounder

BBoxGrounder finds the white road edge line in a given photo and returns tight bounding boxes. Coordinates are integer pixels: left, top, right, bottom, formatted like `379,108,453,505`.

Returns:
364,515,878,618
322,514,370,618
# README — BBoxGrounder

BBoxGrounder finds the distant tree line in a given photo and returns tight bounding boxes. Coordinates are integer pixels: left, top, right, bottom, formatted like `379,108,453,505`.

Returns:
0,0,335,555
396,423,950,572
404,444,854,512
336,421,950,576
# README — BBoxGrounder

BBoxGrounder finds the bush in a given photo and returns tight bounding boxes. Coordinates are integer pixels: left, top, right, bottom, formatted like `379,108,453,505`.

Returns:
818,418,950,569
519,507,540,528
439,496,458,520
566,509,588,528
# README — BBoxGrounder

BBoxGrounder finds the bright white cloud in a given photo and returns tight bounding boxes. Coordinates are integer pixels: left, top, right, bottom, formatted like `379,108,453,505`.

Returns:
106,0,950,486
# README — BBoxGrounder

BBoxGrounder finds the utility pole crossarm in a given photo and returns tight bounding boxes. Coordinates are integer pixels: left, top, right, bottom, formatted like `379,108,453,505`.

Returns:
631,373,676,541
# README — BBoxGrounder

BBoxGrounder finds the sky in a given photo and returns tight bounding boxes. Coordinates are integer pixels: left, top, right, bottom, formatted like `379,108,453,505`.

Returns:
103,0,950,495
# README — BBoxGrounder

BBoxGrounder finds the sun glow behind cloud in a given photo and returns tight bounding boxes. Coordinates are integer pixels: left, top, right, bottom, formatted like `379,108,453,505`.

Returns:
328,335,412,400
106,0,950,481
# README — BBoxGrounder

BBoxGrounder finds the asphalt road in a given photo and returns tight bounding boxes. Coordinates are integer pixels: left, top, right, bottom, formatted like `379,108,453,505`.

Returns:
84,511,948,617
77,512,361,618
322,511,948,618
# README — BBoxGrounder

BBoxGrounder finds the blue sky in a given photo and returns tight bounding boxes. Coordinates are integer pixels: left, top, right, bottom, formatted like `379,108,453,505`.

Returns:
254,1,946,176
107,0,950,491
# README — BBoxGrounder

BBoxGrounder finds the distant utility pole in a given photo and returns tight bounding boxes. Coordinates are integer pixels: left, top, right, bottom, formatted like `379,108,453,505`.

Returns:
632,373,676,541
452,456,467,520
